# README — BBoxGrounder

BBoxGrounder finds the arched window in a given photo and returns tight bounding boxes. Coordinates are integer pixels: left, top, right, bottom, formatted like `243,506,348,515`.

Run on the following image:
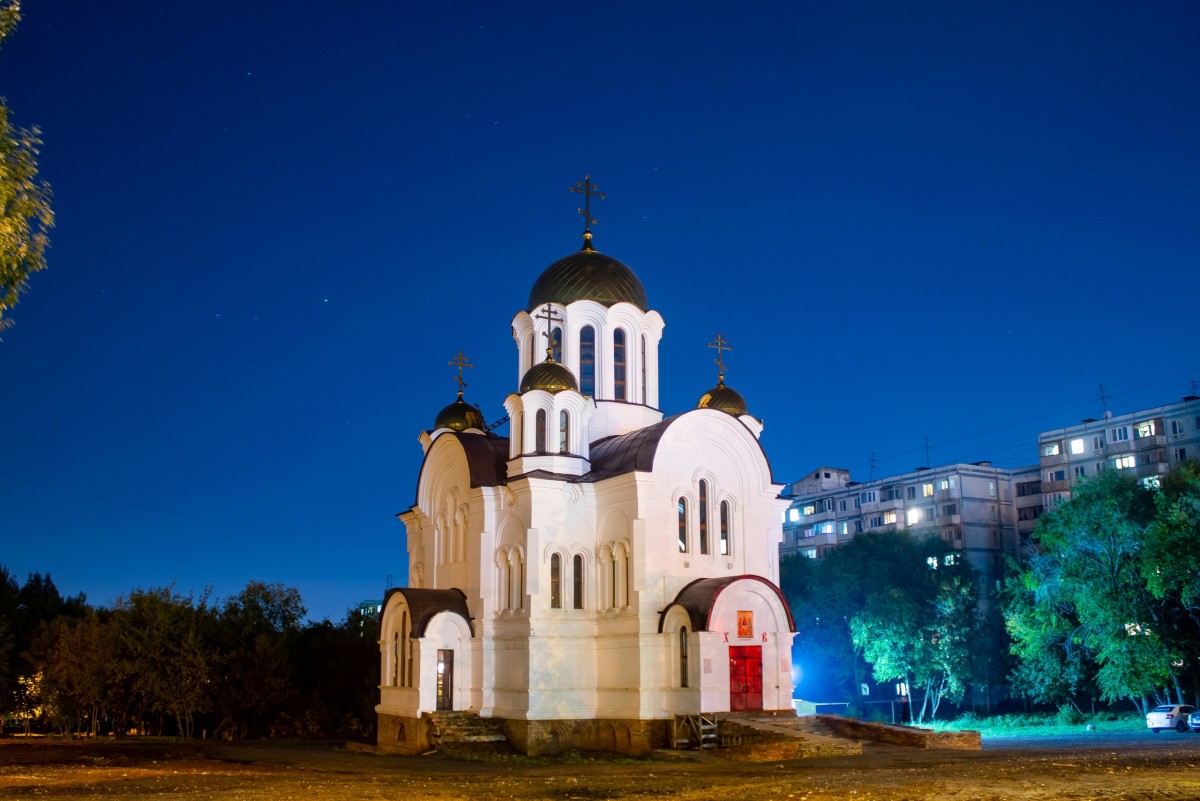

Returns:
679,627,689,688
551,325,562,362
573,554,584,609
613,329,627,400
640,335,647,405
527,333,535,371
580,326,595,396
535,409,546,452
559,410,569,453
512,412,522,456
392,632,400,686
550,553,562,609
720,501,730,556
400,610,409,687
677,497,688,552
699,480,709,555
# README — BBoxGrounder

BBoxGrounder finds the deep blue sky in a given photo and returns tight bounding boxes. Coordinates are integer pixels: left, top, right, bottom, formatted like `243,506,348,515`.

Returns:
2,2,1197,622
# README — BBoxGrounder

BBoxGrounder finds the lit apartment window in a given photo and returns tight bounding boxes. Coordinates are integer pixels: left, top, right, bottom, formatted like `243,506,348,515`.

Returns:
1141,476,1161,490
839,521,848,535
802,548,817,559
1134,420,1155,439
816,522,834,535
988,480,996,497
937,478,956,491
1113,454,1136,470
1070,438,1085,455
1041,442,1061,456
802,504,816,515
923,483,934,497
883,510,897,525
788,508,800,522
906,508,920,526
944,553,957,566
1111,426,1129,442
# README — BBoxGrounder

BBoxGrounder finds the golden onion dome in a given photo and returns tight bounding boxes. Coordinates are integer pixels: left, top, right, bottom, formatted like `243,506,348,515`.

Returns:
697,377,748,417
528,237,648,311
434,393,487,432
520,358,579,394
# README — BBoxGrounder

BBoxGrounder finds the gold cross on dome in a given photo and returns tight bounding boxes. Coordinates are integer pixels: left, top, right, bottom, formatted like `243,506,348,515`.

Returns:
449,351,472,394
533,304,564,360
708,332,732,379
569,175,605,247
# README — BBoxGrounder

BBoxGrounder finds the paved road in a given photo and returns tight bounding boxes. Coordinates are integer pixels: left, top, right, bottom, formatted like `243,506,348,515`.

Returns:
983,728,1200,751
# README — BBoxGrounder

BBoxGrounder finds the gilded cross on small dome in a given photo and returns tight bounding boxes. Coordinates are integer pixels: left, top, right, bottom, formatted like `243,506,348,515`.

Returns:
708,332,732,382
569,175,605,252
534,304,564,361
449,351,473,396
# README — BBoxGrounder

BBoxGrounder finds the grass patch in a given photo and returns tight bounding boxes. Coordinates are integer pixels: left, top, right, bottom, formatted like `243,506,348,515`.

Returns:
927,710,1144,737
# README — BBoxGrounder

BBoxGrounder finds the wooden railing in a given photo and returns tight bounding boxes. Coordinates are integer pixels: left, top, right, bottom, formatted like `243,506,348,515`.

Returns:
673,714,718,749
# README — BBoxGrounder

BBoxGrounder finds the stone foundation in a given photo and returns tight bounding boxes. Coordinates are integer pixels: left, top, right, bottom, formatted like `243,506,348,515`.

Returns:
375,712,431,755
376,711,671,757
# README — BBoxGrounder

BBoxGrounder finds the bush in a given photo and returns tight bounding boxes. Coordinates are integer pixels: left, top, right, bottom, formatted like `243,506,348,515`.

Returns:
1056,705,1085,726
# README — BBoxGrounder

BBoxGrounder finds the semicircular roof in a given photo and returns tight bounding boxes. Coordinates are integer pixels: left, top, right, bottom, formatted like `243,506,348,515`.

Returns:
386,587,474,637
527,248,648,311
659,575,796,633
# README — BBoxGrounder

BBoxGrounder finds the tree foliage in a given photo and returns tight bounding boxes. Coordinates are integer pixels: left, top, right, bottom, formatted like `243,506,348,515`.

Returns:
0,0,54,330
783,528,981,724
0,570,378,739
1004,464,1200,712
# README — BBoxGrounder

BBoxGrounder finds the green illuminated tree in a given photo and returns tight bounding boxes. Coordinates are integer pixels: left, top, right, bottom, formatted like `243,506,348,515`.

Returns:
0,0,54,331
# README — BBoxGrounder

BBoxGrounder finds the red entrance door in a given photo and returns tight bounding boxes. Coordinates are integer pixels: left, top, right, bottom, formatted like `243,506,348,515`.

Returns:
729,646,763,711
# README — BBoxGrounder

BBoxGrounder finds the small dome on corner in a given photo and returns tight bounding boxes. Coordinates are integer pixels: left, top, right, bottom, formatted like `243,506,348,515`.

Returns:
697,379,747,417
434,396,486,432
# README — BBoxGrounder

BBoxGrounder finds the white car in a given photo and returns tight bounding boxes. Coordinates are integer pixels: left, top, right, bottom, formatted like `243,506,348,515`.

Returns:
1146,704,1195,733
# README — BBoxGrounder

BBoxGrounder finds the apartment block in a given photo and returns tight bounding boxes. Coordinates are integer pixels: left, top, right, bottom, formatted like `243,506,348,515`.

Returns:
1037,395,1200,511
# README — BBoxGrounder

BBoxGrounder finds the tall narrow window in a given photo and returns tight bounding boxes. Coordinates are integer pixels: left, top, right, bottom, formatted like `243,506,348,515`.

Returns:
400,611,410,687
720,501,730,555
698,480,709,554
535,409,546,452
550,553,562,609
580,326,595,396
677,497,688,552
392,632,400,686
527,333,535,371
572,554,584,609
559,410,569,453
512,412,522,456
551,326,562,362
613,329,627,400
679,627,689,688
640,335,647,405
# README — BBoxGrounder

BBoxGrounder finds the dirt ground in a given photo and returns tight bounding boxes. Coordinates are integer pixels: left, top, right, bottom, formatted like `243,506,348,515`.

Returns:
2,735,1199,800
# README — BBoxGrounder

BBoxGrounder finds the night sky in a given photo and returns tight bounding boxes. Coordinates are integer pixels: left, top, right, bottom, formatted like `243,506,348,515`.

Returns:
2,2,1197,622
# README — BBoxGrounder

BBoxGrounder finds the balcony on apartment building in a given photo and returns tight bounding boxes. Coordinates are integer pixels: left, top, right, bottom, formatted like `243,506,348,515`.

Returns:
1042,478,1072,493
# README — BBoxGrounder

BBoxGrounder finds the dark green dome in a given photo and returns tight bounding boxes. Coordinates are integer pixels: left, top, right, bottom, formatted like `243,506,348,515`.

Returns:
697,379,747,417
520,359,578,394
434,395,486,432
528,246,648,311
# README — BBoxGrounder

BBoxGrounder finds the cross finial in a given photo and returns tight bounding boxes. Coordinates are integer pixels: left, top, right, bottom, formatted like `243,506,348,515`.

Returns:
533,304,564,361
449,351,473,396
708,332,732,383
569,175,605,252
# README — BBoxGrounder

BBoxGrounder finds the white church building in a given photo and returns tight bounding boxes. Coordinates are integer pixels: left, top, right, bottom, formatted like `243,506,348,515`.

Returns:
376,180,796,755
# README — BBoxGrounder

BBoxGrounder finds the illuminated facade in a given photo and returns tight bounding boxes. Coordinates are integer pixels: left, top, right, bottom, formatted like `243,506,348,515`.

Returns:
780,462,1038,599
1036,395,1200,511
376,183,795,756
